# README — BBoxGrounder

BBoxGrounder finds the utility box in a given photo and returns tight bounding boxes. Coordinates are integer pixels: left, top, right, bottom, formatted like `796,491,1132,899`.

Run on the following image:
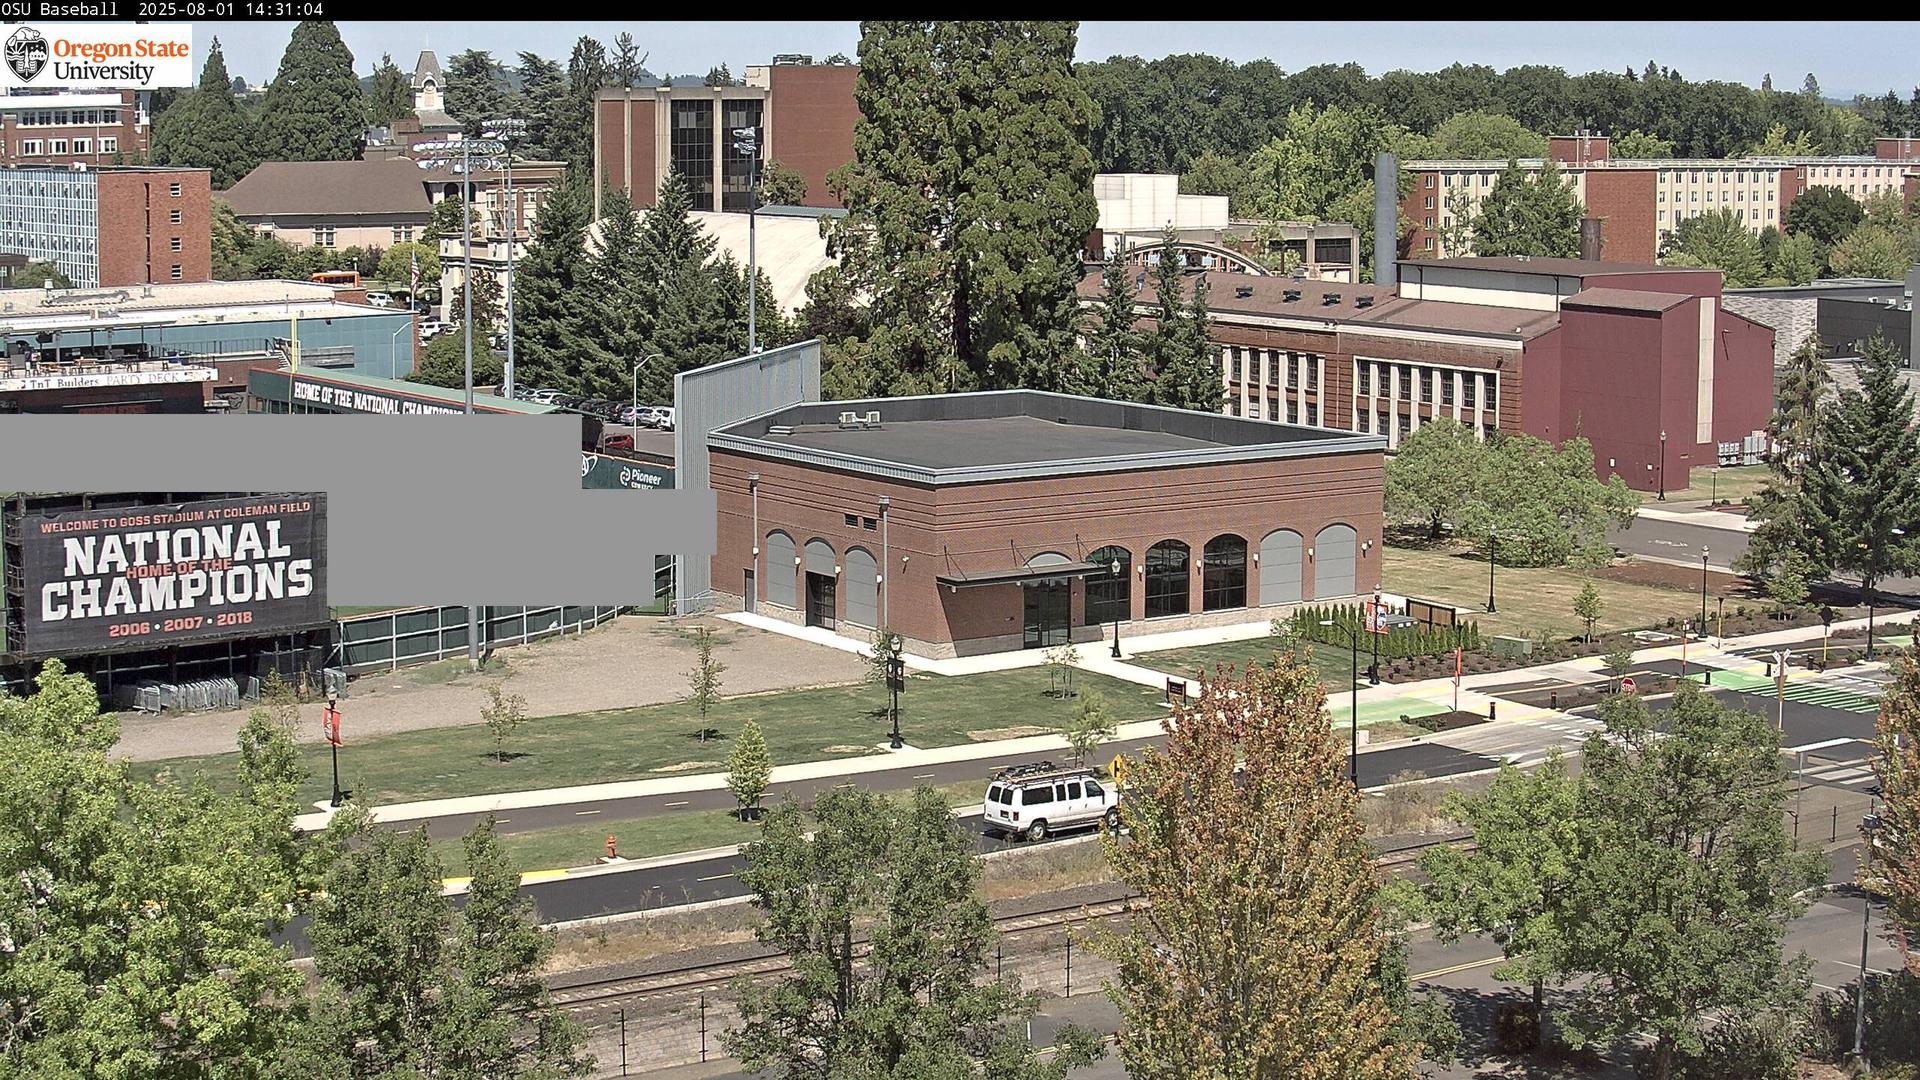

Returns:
1489,635,1534,659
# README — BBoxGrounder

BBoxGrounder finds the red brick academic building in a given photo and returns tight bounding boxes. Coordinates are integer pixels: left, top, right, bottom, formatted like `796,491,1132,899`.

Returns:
1092,256,1777,493
707,391,1385,657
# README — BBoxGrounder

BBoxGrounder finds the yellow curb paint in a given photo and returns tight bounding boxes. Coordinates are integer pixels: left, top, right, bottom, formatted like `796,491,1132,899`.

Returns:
1412,955,1503,980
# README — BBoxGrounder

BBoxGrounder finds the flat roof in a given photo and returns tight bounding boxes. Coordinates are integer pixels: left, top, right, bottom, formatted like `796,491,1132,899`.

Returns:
1399,256,1687,276
1082,270,1560,340
0,280,395,334
712,390,1382,485
1562,288,1693,314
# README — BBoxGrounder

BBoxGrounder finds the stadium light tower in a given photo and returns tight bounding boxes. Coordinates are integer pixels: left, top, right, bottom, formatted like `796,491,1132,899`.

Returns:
731,125,761,354
416,128,510,672
483,118,529,399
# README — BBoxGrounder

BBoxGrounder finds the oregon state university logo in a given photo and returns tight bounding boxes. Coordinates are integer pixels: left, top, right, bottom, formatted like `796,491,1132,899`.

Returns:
5,27,47,83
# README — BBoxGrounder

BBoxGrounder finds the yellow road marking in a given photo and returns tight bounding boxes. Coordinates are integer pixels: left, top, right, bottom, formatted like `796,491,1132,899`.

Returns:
1411,955,1502,980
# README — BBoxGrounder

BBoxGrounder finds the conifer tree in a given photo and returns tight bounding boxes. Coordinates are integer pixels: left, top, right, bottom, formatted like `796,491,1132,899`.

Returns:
257,21,366,161
1072,252,1150,401
366,53,413,127
1797,336,1920,606
151,37,258,187
512,175,592,394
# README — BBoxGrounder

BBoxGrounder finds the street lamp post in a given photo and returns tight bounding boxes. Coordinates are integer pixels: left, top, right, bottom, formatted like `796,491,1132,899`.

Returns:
1710,465,1720,507
1658,430,1667,501
1855,810,1883,1067
1486,526,1498,613
1109,559,1124,659
1369,591,1382,685
1322,619,1361,788
484,118,528,399
631,352,664,441
731,125,762,354
1699,546,1710,631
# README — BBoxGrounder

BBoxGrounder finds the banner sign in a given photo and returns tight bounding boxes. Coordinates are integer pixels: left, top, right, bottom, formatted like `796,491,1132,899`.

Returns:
322,704,341,747
2,24,194,90
291,378,472,416
581,452,674,491
17,494,329,656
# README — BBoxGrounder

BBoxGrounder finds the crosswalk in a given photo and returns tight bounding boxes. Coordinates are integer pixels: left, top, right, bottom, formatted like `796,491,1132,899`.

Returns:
1776,681,1882,714
1800,759,1880,786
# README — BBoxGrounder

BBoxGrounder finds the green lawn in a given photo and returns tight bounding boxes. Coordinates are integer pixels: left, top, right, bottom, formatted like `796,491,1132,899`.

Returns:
131,668,1171,809
1384,545,1706,641
1129,639,1360,689
1651,463,1769,506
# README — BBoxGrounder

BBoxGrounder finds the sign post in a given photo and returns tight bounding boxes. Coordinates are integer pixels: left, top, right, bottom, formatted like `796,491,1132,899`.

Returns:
323,699,344,807
1774,648,1791,732
1451,646,1462,713
1620,676,1637,696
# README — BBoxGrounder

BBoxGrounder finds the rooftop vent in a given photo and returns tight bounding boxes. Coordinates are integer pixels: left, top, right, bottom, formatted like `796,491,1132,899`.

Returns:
1235,285,1254,299
768,424,795,435
1282,289,1301,302
1292,266,1308,281
1356,295,1376,308
1322,292,1342,306
837,411,861,427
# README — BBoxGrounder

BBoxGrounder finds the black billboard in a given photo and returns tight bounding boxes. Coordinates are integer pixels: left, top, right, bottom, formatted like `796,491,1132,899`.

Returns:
15,495,328,657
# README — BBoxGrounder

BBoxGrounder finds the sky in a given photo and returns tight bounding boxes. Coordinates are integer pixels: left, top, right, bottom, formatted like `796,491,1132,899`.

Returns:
193,21,1920,102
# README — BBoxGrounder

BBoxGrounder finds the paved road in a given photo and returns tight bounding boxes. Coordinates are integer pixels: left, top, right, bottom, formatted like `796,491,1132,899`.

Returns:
1612,510,1920,599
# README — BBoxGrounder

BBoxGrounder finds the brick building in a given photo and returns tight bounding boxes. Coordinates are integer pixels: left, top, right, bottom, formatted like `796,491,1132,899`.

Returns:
1404,133,1920,263
0,91,148,167
0,165,209,287
1086,256,1776,494
593,58,859,218
707,391,1385,657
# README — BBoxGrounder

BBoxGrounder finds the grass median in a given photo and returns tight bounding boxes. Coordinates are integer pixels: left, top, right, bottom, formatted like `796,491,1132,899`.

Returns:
1383,545,1707,641
130,667,1171,810
1128,638,1360,689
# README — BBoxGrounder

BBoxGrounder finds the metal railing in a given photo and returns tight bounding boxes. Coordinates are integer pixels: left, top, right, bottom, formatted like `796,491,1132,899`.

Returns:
331,604,627,674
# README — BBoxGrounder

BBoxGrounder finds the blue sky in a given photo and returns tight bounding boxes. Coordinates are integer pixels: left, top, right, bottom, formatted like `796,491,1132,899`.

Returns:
195,21,1920,101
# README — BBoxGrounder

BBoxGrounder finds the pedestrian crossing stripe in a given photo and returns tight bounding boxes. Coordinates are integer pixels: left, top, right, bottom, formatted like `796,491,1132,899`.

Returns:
1778,682,1881,713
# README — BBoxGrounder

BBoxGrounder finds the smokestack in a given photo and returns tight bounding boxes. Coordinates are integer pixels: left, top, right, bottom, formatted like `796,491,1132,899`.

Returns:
1374,151,1398,287
1579,218,1605,262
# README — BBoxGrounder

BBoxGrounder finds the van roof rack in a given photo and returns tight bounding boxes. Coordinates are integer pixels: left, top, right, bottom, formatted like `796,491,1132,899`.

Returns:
992,761,1094,783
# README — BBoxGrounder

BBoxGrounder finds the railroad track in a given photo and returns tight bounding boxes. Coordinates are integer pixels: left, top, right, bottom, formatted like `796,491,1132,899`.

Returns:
549,831,1470,1018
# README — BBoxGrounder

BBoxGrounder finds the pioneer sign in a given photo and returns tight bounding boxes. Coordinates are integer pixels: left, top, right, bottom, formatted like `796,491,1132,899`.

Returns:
16,494,329,655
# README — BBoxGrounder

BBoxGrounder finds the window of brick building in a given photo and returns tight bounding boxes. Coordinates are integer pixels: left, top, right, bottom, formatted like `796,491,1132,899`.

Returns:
1441,372,1455,406
1305,403,1317,425
169,208,182,224
1305,357,1318,390
100,137,116,154
169,265,182,280
169,237,182,252
1357,364,1371,397
169,183,181,197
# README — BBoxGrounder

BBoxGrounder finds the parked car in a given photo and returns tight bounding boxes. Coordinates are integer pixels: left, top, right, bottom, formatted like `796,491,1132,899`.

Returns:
601,433,635,452
983,762,1119,841
652,407,675,431
417,318,446,338
364,291,395,308
615,404,645,426
527,388,564,404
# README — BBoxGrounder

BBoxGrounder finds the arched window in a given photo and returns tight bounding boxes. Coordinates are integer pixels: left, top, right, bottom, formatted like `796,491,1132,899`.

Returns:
844,547,878,629
764,531,796,608
1258,529,1304,606
805,539,836,576
1144,540,1190,619
1084,545,1132,626
1026,552,1072,569
1202,534,1248,611
1312,524,1357,599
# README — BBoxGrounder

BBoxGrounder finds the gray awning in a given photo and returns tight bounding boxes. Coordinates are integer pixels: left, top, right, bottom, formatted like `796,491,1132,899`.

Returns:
936,561,1105,589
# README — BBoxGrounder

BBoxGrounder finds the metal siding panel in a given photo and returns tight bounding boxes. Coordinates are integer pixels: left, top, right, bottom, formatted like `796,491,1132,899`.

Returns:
672,340,822,611
764,531,796,608
844,547,877,628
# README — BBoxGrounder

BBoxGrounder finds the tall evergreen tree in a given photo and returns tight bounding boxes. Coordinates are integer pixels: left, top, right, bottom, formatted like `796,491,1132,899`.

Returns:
150,37,258,187
611,33,642,89
514,52,567,160
553,37,610,173
635,172,727,397
1739,333,1833,585
512,174,593,394
826,21,1098,396
1470,159,1584,258
1145,241,1222,411
445,49,508,135
1797,335,1920,606
256,20,366,162
1070,253,1150,401
583,189,650,400
366,53,413,126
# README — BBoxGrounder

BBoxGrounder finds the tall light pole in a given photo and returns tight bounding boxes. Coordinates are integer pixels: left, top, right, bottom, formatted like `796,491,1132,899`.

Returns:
1322,619,1361,788
484,118,528,399
1699,546,1710,631
421,121,521,670
731,124,761,354
388,322,408,379
1658,429,1668,501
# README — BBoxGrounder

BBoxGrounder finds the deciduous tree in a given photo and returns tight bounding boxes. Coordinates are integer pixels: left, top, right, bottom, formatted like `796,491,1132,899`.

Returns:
726,718,772,820
1383,417,1483,539
757,159,808,206
1100,655,1414,1078
1556,686,1827,1080
727,785,1103,1077
1659,208,1766,286
1470,160,1583,258
1572,579,1604,641
685,624,727,741
480,684,528,763
1872,651,1920,974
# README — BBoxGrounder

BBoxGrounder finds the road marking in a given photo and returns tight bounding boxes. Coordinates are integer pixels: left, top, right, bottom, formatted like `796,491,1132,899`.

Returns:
573,810,602,816
662,801,689,808
913,773,937,779
1840,773,1879,786
1412,955,1503,980
696,873,733,882
1786,737,1857,754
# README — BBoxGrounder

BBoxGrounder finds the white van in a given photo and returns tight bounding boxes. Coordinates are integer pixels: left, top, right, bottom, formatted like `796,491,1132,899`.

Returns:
983,762,1119,841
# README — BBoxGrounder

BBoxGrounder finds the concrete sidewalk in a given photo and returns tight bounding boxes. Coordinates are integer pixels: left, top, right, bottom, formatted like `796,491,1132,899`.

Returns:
1635,505,1756,533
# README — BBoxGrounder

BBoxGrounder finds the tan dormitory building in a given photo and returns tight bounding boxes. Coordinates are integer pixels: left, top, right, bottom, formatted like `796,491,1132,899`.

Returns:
593,58,859,216
1404,133,1920,263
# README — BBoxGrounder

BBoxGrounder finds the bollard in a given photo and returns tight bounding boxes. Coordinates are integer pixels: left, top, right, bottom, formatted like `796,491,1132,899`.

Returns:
1549,690,1558,710
1704,670,1712,686
1488,701,1497,721
1832,805,1839,843
619,1009,627,1076
997,943,1003,981
1065,935,1073,998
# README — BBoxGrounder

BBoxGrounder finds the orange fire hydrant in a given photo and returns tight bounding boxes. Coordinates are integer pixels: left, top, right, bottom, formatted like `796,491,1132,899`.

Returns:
605,834,618,859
